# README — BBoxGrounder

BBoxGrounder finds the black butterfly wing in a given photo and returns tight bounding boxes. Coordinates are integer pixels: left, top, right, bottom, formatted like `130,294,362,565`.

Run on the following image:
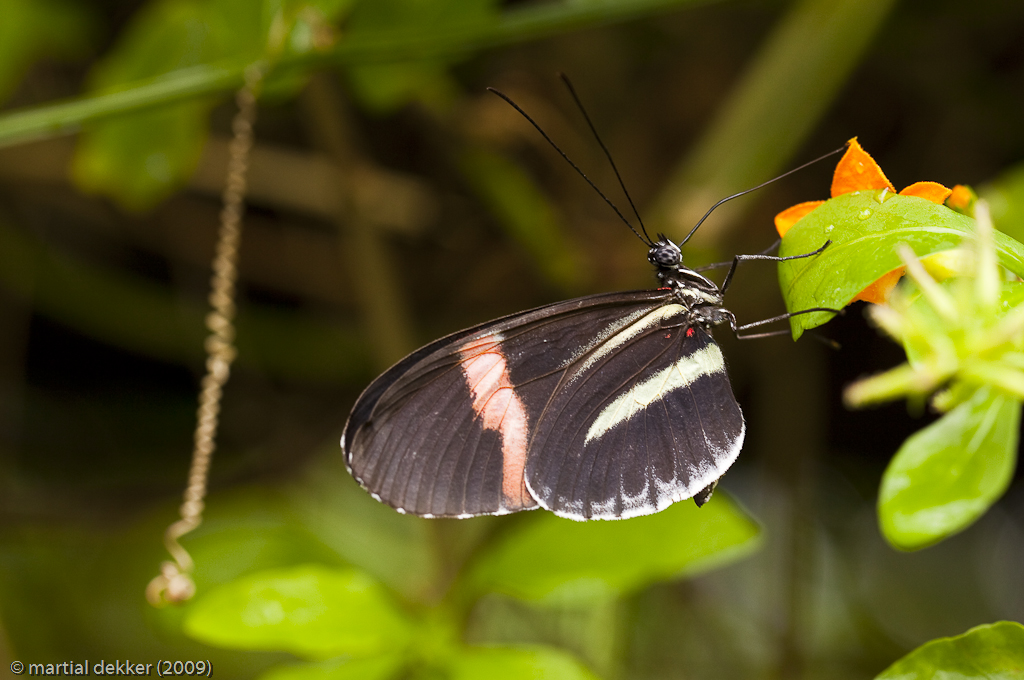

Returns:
524,303,745,519
343,290,679,517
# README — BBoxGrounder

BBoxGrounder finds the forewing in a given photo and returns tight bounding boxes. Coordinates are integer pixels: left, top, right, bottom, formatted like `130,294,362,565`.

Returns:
342,290,672,517
525,304,744,520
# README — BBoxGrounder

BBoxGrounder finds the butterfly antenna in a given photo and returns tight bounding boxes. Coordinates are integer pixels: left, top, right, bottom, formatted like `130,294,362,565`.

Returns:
487,87,653,246
678,143,849,246
558,73,652,244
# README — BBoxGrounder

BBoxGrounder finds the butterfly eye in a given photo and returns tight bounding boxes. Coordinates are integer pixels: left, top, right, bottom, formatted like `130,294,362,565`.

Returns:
649,242,682,267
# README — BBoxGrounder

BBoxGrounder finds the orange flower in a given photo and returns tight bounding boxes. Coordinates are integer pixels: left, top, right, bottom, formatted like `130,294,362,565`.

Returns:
946,184,976,215
852,267,904,305
774,138,953,304
831,137,895,197
774,201,825,237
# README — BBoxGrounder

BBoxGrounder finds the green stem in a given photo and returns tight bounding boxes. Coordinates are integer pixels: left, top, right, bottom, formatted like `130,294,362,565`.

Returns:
0,0,712,148
649,0,897,245
0,62,246,148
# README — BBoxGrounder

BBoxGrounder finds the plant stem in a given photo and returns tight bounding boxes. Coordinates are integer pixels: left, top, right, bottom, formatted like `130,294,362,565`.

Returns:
0,0,711,148
649,0,897,245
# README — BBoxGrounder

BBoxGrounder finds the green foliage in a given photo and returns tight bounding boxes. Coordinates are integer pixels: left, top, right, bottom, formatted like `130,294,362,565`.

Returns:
0,494,314,677
184,565,413,659
0,0,95,104
780,190,1024,552
69,0,354,210
72,0,234,210
72,0,500,209
468,493,760,601
8,0,701,210
259,656,406,680
878,386,1020,551
875,621,1024,680
778,191,1024,338
866,274,1024,552
344,0,499,113
0,0,710,150
775,176,1024,666
284,469,441,601
448,645,601,680
176,457,760,678
186,563,604,680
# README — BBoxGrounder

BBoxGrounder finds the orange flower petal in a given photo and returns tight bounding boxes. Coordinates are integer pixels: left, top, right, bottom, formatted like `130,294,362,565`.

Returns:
899,181,952,204
852,267,905,305
831,137,895,197
774,200,825,237
946,184,975,213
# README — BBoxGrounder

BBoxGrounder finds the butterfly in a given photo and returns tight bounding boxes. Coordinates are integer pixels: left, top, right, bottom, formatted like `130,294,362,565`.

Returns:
342,81,839,521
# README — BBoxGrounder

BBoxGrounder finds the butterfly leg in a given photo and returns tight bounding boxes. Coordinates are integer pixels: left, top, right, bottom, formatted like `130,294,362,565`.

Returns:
730,306,842,340
719,239,831,294
694,238,782,273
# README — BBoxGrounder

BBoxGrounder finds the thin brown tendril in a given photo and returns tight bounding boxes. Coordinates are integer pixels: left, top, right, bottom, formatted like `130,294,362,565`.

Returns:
146,63,264,607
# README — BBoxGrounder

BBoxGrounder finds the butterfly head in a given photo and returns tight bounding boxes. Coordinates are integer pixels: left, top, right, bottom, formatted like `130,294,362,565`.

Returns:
648,238,682,269
649,236,722,302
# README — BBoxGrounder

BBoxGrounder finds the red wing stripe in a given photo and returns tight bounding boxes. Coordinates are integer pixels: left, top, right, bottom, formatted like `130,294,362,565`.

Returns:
459,335,531,509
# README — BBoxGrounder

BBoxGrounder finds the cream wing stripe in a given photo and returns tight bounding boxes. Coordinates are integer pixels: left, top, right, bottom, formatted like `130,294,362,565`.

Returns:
565,304,686,383
584,344,727,444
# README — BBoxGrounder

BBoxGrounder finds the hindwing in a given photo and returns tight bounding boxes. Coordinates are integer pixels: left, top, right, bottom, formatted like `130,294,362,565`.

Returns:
525,309,744,519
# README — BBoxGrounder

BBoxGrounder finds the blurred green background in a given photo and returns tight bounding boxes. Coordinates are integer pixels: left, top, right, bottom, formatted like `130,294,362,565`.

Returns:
1,0,1023,677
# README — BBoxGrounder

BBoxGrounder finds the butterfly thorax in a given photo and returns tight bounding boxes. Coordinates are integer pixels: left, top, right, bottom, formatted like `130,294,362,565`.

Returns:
648,238,733,330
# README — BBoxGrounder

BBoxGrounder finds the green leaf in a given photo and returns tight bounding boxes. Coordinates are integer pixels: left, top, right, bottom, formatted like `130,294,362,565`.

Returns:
258,656,405,680
70,0,224,210
447,645,600,680
0,0,95,104
183,564,412,660
467,493,760,601
778,191,1024,338
72,101,211,211
68,0,327,209
205,0,268,60
344,0,500,113
875,621,1024,679
878,386,1021,551
177,490,347,589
